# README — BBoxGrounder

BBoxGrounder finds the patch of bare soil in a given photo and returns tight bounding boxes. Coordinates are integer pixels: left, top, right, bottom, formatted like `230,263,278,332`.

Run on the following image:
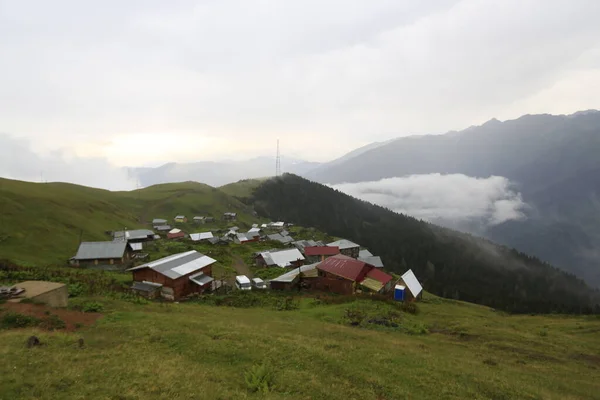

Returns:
1,302,102,332
232,255,252,278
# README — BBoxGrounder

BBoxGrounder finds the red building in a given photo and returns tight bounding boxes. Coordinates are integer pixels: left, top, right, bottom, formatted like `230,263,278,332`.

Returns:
128,250,215,300
303,246,339,263
315,254,393,295
167,228,185,239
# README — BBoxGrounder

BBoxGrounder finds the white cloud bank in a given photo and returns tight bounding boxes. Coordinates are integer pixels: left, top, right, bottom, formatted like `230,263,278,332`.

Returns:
331,174,527,231
0,133,136,191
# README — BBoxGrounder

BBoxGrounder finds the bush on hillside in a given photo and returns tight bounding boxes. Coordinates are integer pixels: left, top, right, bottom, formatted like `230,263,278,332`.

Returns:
1,312,41,329
244,361,275,394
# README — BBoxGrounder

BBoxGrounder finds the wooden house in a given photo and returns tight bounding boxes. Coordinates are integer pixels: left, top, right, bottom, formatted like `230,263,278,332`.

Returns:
70,241,130,267
270,263,319,291
167,228,185,239
327,240,360,259
314,255,393,295
128,250,216,300
255,248,305,268
223,212,237,221
174,215,187,223
304,246,339,263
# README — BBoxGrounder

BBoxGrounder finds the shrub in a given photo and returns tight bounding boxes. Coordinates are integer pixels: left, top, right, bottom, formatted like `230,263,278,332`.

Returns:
1,312,41,329
41,314,66,331
274,296,299,311
344,307,366,326
82,301,104,313
244,361,275,394
406,322,429,335
400,301,419,315
68,283,85,298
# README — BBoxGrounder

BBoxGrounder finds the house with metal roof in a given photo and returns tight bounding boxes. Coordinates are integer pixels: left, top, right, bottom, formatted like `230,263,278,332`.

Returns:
327,239,361,258
270,262,320,290
255,248,305,268
292,239,324,253
223,212,237,220
167,228,186,239
70,241,130,267
314,254,392,295
266,233,294,244
193,216,205,223
234,233,259,244
128,250,216,300
189,232,214,242
398,269,423,301
152,218,167,225
174,215,187,223
357,249,384,268
155,225,172,232
304,246,340,263
113,229,155,243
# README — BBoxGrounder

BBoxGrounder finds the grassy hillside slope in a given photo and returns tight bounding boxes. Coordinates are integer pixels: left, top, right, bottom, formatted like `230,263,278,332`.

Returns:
1,293,599,399
0,179,255,266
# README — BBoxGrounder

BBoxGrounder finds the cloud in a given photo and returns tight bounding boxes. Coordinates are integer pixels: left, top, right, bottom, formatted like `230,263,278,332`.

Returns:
0,133,136,190
1,1,600,166
331,174,527,231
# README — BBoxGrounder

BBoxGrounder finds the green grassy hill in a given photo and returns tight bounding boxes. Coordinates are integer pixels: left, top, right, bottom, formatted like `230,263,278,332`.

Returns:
1,290,599,399
0,178,256,266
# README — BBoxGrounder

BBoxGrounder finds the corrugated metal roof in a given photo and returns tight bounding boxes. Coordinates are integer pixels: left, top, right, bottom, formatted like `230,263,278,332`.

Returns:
128,250,216,279
152,218,167,224
246,231,260,239
73,241,127,260
155,225,172,231
401,269,423,297
280,230,289,236
261,223,268,228
169,228,182,234
279,235,294,244
189,272,214,286
114,229,155,241
175,215,186,219
366,268,393,285
358,256,384,268
317,255,368,281
361,277,384,292
193,216,205,220
190,232,214,241
271,221,285,227
359,249,373,258
248,227,261,233
236,233,250,242
327,239,360,250
270,262,320,283
252,224,258,228
259,248,305,267
304,246,339,256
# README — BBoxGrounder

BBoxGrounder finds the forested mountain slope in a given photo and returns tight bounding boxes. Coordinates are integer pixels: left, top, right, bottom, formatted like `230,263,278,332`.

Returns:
248,174,600,313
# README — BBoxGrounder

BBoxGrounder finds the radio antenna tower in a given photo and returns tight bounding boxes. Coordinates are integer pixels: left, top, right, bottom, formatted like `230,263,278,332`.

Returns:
275,139,281,177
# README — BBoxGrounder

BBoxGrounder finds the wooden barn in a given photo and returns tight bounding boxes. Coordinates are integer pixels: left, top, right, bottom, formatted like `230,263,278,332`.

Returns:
128,250,216,300
70,241,130,267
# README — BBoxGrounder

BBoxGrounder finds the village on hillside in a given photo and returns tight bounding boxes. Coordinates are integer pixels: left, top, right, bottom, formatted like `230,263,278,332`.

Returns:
61,212,423,303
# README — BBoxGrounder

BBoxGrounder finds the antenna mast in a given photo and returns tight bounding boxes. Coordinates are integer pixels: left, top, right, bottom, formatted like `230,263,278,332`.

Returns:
275,139,281,177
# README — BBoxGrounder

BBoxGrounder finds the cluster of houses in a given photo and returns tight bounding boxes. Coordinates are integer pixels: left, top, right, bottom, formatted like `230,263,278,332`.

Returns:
68,215,422,303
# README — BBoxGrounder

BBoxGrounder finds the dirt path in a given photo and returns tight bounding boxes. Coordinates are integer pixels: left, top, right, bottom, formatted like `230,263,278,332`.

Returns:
232,255,252,278
1,302,102,332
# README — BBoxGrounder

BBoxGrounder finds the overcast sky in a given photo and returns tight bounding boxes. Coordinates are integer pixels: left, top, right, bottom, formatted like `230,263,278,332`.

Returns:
2,0,600,168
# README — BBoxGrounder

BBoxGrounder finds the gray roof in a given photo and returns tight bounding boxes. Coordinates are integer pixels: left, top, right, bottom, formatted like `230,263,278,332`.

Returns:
132,281,162,292
267,233,295,244
271,262,320,283
292,240,323,252
358,255,384,268
155,225,172,231
359,249,373,258
128,250,216,279
73,241,127,260
280,230,289,237
259,248,305,267
113,229,155,241
189,272,214,286
207,237,220,244
246,231,260,239
152,218,167,224
129,242,143,251
328,239,360,250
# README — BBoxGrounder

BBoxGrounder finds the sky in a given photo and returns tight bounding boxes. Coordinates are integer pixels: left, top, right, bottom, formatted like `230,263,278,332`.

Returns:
2,0,600,170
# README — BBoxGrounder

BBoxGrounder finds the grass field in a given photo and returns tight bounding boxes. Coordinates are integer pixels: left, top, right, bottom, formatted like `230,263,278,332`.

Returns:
0,178,258,266
1,291,599,400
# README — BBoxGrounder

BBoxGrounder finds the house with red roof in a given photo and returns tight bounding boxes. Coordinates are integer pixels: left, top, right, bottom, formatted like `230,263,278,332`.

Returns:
315,254,393,295
303,246,339,263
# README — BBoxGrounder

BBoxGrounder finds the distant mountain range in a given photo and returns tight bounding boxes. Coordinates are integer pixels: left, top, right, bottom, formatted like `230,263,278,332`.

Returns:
306,110,600,287
128,156,320,188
